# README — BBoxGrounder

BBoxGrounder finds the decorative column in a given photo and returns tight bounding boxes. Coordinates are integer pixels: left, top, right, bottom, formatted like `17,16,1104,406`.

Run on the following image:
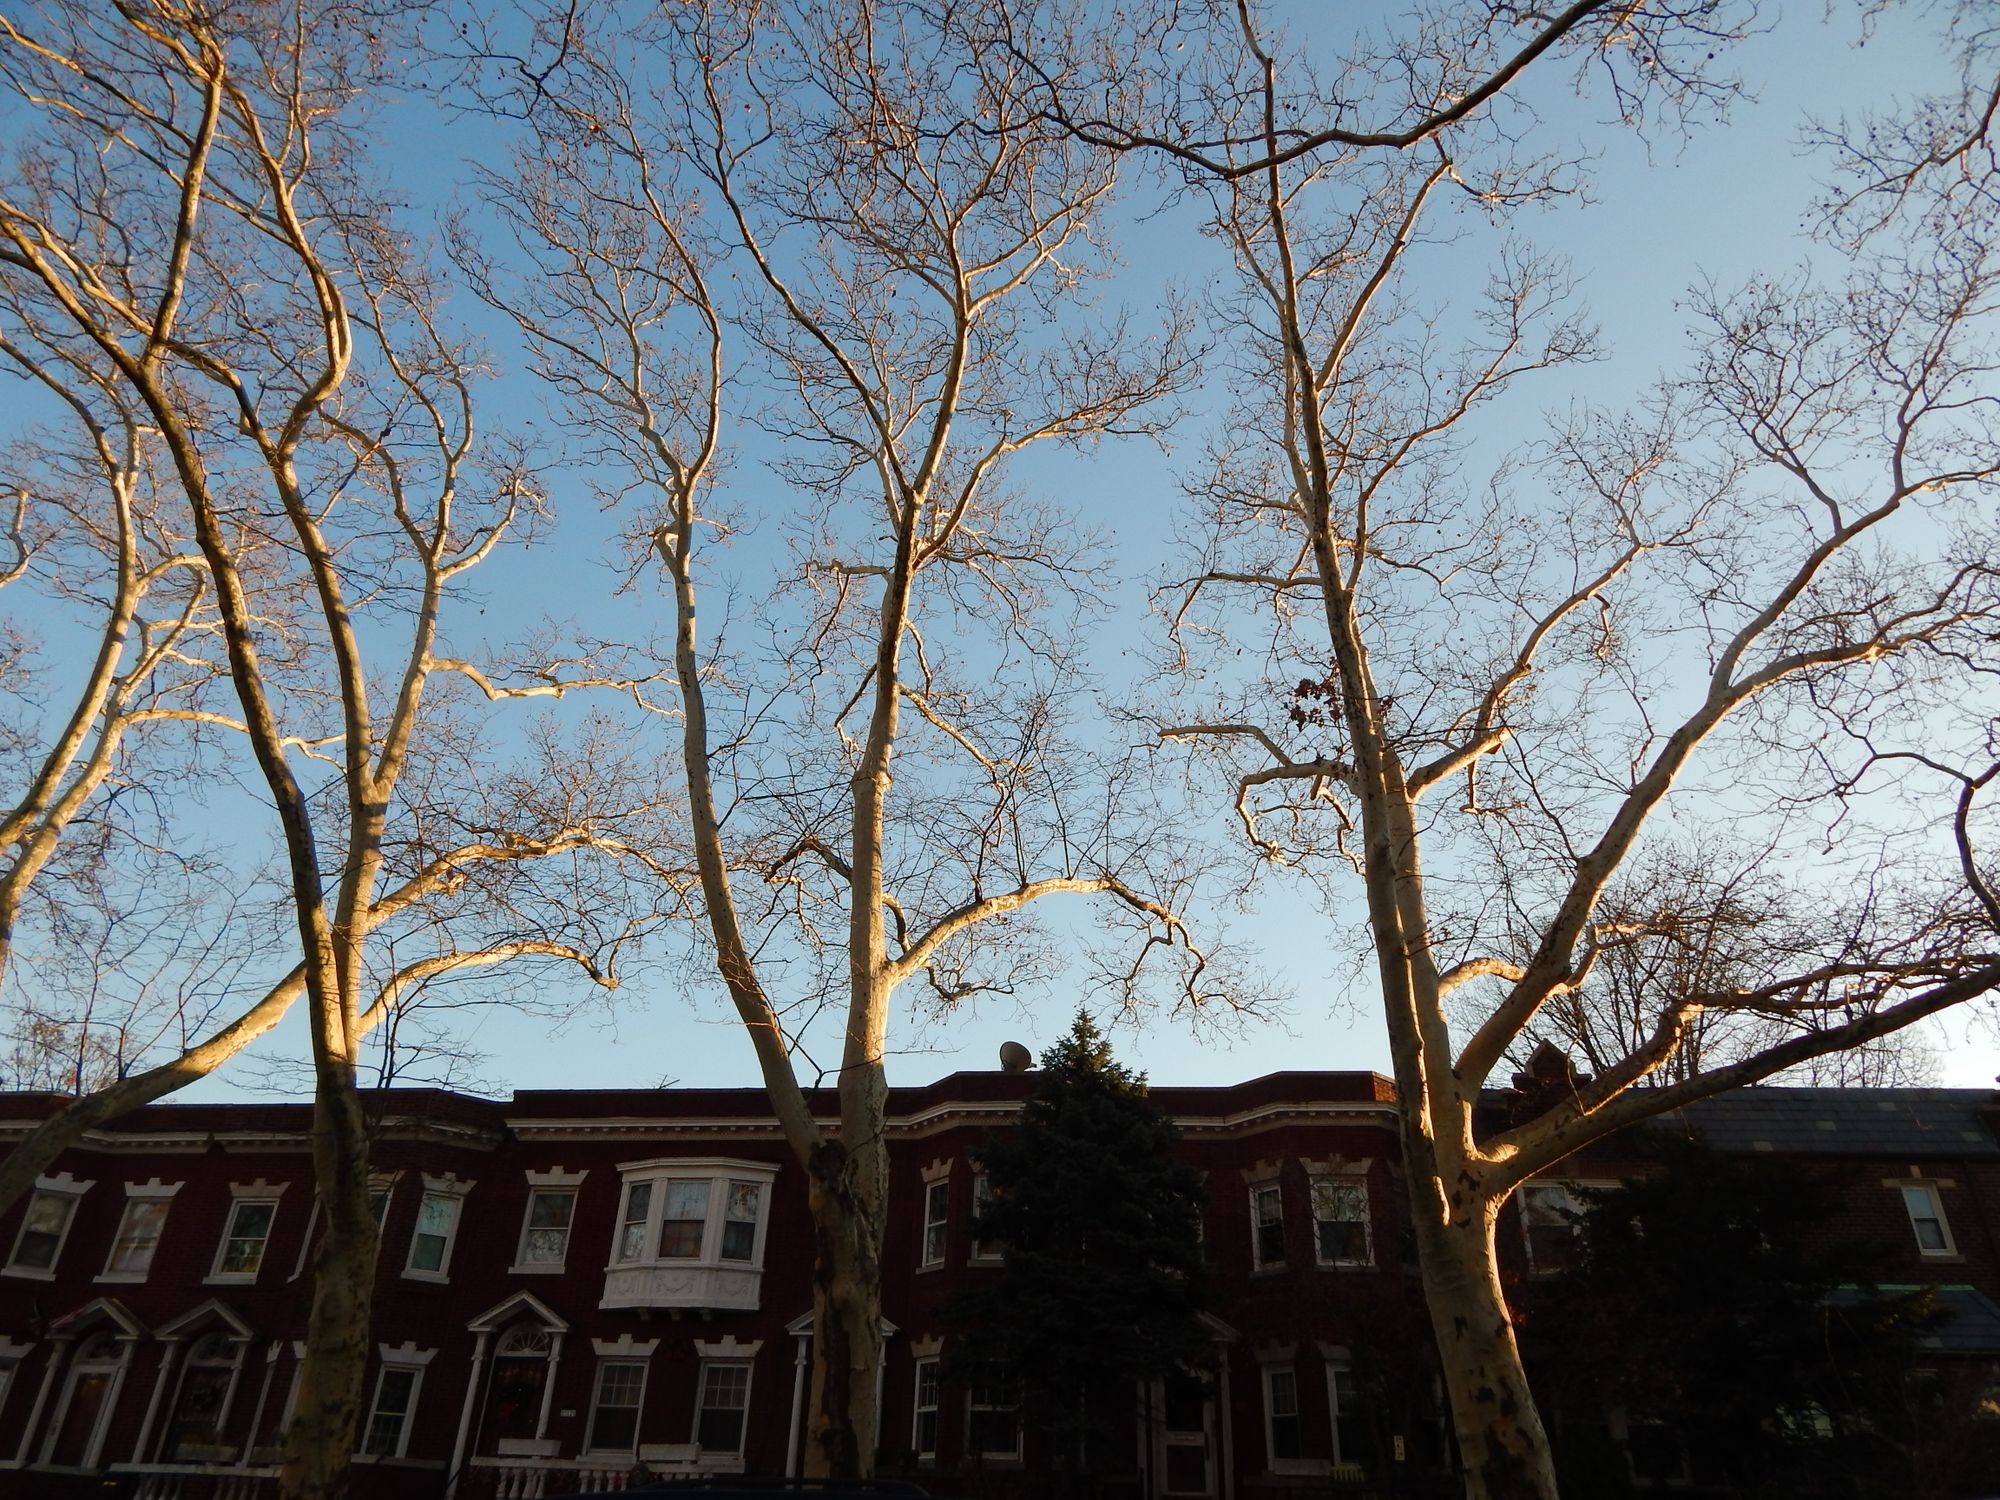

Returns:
445,1329,491,1500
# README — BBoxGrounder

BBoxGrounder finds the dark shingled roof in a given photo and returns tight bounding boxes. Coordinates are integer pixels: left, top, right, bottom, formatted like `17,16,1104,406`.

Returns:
1831,1286,2000,1354
1659,1087,2000,1158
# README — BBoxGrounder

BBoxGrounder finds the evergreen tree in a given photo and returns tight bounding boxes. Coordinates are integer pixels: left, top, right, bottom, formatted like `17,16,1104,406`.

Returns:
946,1014,1210,1476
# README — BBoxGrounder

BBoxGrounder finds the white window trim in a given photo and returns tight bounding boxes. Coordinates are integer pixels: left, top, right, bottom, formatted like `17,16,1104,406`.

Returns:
98,1181,180,1283
161,1330,251,1462
206,1183,287,1285
583,1352,652,1457
920,1179,950,1270
1325,1355,1360,1467
41,1328,132,1470
357,1342,435,1461
1887,1178,1961,1259
608,1159,777,1275
403,1175,474,1283
912,1354,941,1463
691,1355,755,1464
1309,1174,1374,1269
1249,1180,1285,1271
5,1174,93,1280
1260,1360,1319,1477
510,1172,585,1275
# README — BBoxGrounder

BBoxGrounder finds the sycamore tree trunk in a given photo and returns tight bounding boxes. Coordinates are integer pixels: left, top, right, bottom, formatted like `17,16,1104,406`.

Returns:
805,1133,886,1477
279,1077,377,1500
1407,1154,1558,1500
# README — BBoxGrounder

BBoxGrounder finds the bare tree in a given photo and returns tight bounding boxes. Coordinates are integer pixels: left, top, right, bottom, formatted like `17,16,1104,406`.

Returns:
0,5,686,1495
1068,4,2000,1496
465,0,1226,1474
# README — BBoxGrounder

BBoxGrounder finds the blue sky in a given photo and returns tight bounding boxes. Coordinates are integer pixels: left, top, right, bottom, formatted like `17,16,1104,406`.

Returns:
8,2,1995,1101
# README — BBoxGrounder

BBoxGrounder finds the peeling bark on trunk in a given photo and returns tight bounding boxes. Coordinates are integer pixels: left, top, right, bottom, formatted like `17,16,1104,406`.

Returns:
1408,1173,1558,1500
804,1138,885,1479
278,1081,376,1500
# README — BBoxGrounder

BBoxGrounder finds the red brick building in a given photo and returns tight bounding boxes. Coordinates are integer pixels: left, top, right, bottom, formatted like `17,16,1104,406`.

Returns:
0,1069,1995,1498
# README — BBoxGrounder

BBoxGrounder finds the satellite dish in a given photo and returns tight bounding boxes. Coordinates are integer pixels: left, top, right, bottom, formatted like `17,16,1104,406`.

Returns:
998,1041,1032,1073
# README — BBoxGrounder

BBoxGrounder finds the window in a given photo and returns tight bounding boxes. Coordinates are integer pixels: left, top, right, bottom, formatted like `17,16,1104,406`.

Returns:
1263,1365,1302,1462
165,1332,241,1460
1519,1181,1585,1275
1311,1178,1372,1267
405,1177,472,1281
618,1182,653,1261
363,1365,421,1458
696,1360,751,1454
515,1190,576,1270
660,1180,708,1258
1327,1360,1367,1465
967,1368,1021,1461
912,1357,940,1461
970,1174,1001,1262
211,1199,278,1280
7,1187,83,1276
603,1161,779,1312
1901,1183,1957,1256
1251,1182,1285,1269
103,1197,171,1279
588,1361,646,1454
45,1329,125,1468
921,1179,949,1267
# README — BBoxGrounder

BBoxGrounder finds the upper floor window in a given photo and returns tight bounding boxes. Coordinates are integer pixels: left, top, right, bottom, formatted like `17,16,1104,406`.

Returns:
103,1195,172,1280
210,1194,280,1282
405,1175,473,1282
970,1174,1002,1262
512,1170,585,1273
1519,1181,1586,1276
1898,1182,1957,1257
1250,1182,1285,1269
1311,1177,1372,1268
921,1180,949,1268
6,1176,90,1278
602,1159,779,1312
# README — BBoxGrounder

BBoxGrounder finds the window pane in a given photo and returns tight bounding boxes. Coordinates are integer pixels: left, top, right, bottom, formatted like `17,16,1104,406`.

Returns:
409,1193,456,1272
521,1190,574,1265
720,1182,759,1261
219,1201,275,1274
588,1361,645,1452
109,1199,168,1274
661,1180,708,1259
1268,1369,1301,1460
697,1362,749,1453
664,1180,709,1218
620,1182,653,1261
923,1181,948,1265
364,1368,417,1457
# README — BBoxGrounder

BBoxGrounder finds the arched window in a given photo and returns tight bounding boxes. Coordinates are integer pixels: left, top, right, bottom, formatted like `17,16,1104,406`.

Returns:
166,1331,243,1460
480,1324,554,1452
47,1331,125,1468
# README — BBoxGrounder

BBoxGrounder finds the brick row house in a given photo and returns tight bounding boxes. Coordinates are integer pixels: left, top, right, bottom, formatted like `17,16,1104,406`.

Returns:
0,1068,1996,1498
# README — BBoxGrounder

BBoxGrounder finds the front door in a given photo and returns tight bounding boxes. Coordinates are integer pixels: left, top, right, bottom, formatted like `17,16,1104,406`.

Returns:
1156,1373,1215,1498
